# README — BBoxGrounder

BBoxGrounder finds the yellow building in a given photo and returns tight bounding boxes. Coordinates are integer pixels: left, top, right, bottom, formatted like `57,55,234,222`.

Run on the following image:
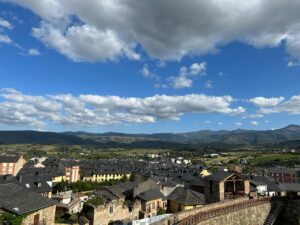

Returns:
199,169,211,177
52,175,66,183
83,172,131,182
167,187,205,213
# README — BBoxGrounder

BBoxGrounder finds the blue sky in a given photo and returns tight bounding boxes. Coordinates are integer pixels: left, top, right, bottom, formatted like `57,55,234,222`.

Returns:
0,1,300,133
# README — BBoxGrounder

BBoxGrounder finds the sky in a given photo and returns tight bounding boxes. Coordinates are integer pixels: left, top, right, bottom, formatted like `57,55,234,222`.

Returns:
0,0,300,133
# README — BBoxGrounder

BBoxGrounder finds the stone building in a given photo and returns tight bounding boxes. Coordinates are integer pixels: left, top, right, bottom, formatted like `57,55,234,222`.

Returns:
205,171,250,203
0,183,56,225
88,199,141,225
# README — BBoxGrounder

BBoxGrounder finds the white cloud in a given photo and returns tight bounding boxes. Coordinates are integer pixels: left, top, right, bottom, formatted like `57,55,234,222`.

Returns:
168,61,207,88
218,122,223,126
27,48,41,56
140,64,159,80
251,121,259,126
235,122,242,127
190,62,207,75
168,75,192,89
156,61,166,68
0,17,13,29
32,22,140,62
205,80,213,88
204,120,211,124
0,34,12,44
249,96,285,107
0,88,245,128
6,0,300,62
258,95,300,115
287,61,300,67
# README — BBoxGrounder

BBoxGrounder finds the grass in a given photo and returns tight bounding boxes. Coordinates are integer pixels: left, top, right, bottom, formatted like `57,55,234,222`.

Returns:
248,153,300,166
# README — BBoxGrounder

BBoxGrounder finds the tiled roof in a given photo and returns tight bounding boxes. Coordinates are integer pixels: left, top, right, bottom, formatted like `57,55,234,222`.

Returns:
0,183,55,215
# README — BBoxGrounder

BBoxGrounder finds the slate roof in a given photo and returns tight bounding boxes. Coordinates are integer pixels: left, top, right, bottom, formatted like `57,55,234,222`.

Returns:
252,176,281,192
250,180,266,187
206,171,234,181
96,181,138,203
19,175,52,193
267,167,298,175
278,183,300,192
0,175,18,184
136,189,165,201
167,187,205,205
0,183,55,215
0,154,21,163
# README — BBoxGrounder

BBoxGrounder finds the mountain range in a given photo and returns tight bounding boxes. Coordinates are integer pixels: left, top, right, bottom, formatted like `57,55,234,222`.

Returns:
0,125,300,150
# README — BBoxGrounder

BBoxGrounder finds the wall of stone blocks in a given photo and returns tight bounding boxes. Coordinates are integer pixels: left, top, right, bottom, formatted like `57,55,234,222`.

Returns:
22,205,56,225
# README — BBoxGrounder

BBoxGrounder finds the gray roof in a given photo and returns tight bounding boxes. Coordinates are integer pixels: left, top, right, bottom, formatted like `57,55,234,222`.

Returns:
0,154,21,163
267,167,298,175
168,187,205,205
206,171,234,181
252,176,281,192
0,183,55,215
136,189,165,201
278,183,300,192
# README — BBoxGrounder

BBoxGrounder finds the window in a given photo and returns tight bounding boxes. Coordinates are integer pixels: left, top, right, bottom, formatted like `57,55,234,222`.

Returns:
109,205,113,214
152,202,155,209
2,163,7,171
8,163,13,172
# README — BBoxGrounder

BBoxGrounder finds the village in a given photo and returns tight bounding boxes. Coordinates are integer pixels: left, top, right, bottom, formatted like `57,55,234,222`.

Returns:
0,152,299,225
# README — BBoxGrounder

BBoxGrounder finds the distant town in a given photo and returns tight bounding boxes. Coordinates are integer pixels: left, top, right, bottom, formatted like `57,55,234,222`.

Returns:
0,146,299,225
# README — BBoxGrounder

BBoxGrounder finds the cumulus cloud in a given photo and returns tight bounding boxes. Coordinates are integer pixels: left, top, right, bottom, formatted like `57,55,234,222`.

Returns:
249,96,285,107
190,62,207,76
140,64,159,81
167,62,207,88
0,34,12,44
0,17,13,29
5,0,300,62
258,95,300,115
168,75,192,89
0,88,245,128
32,22,140,62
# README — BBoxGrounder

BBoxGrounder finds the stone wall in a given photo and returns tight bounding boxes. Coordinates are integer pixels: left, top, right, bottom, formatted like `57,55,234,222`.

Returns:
92,200,141,225
153,198,271,225
195,202,271,225
22,205,56,225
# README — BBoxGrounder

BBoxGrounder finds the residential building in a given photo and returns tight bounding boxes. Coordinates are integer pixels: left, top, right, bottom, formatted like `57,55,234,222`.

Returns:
0,154,25,176
0,183,56,225
136,189,167,218
59,160,80,183
167,187,205,213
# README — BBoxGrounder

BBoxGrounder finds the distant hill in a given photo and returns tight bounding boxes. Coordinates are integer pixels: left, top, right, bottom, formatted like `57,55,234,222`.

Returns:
1,125,300,149
0,131,91,145
65,124,300,146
